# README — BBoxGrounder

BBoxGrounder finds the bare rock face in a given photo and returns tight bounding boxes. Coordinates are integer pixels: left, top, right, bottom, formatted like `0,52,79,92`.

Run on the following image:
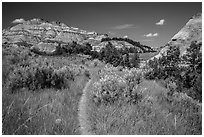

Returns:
152,13,202,59
3,18,105,45
3,18,110,55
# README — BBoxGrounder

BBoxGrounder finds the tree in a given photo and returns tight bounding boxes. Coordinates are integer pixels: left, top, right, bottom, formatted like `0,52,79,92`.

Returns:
146,46,181,80
130,53,140,68
123,53,130,68
83,43,92,55
182,41,202,73
181,41,202,101
161,46,181,78
146,41,202,102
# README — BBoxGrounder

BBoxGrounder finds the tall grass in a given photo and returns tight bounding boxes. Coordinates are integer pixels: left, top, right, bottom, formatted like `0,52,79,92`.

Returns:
2,48,91,134
78,68,202,135
2,73,90,135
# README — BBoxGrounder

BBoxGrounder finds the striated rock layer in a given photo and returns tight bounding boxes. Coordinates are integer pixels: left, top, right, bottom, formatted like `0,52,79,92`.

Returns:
3,18,155,55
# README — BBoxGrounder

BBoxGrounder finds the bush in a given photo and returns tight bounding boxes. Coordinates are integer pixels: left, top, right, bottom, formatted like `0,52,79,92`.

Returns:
2,46,35,86
7,58,74,93
78,68,201,135
91,75,142,106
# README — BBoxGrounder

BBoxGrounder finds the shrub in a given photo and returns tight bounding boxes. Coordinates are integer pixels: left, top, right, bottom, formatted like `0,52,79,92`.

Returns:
3,45,34,65
2,45,36,85
7,59,74,93
78,68,201,135
91,75,140,105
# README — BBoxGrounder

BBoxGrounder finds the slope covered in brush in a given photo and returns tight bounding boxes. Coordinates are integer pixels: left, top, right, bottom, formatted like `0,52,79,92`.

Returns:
101,37,156,53
78,66,201,135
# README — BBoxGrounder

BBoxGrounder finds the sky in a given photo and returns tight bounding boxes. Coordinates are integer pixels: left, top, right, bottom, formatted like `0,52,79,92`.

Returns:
2,2,202,48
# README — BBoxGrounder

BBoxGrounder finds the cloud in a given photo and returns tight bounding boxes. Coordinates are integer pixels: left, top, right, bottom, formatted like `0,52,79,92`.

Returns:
113,24,135,29
156,19,165,25
153,33,158,36
144,33,159,37
12,18,25,24
144,33,153,37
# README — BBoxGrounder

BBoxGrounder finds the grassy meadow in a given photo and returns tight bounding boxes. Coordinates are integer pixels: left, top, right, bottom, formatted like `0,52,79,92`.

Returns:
2,71,91,134
2,50,91,134
2,45,202,135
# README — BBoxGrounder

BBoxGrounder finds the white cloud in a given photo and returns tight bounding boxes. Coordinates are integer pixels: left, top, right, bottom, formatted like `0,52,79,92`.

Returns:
156,19,165,25
144,33,153,37
153,33,158,36
144,33,159,37
12,18,25,24
113,24,135,29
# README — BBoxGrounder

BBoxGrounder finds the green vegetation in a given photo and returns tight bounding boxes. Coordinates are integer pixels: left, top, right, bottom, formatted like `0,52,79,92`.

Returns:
2,38,202,135
31,41,141,68
101,37,156,52
2,43,90,134
2,77,89,134
145,41,202,102
96,42,141,68
78,66,201,135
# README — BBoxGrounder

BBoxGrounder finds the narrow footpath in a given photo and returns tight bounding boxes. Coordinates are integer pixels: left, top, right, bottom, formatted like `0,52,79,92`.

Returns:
78,67,101,135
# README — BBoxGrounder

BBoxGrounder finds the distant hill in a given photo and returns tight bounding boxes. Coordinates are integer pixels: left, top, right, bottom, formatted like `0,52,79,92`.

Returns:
2,18,155,55
100,37,156,53
153,13,202,59
3,18,104,44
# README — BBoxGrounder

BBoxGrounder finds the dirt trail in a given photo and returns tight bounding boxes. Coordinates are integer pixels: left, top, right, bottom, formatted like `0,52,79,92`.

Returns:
78,67,101,135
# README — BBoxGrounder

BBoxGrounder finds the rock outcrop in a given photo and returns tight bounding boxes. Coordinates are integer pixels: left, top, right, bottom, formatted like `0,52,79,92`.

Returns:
153,13,202,59
3,18,155,55
3,18,109,54
3,18,102,44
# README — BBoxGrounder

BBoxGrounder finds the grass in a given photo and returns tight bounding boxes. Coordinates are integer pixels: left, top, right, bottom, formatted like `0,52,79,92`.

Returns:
2,71,90,135
2,49,202,135
2,47,94,135
78,68,202,135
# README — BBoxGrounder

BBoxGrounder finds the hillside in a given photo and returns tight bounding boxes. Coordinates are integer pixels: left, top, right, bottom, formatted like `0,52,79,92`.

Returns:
100,37,156,53
3,18,102,44
153,13,202,59
2,18,104,53
3,18,155,55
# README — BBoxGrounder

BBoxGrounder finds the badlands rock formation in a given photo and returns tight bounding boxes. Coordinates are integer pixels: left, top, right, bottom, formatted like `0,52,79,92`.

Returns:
153,13,202,59
3,18,155,55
